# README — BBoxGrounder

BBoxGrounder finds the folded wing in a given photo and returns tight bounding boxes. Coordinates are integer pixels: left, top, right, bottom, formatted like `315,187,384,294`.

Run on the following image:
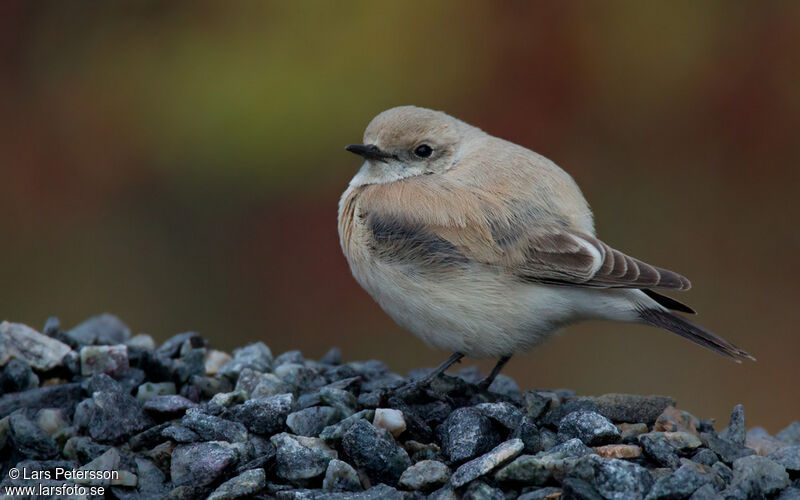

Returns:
496,226,691,290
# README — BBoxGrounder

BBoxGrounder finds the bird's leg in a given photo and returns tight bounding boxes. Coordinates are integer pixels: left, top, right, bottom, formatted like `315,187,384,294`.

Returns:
417,352,464,385
477,355,512,390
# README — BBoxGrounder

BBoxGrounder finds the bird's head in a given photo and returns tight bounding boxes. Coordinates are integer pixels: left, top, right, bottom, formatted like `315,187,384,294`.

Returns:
345,106,474,186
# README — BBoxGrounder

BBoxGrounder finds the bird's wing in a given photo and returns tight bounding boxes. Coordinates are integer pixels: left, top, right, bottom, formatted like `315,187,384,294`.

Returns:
358,175,689,290
484,224,692,290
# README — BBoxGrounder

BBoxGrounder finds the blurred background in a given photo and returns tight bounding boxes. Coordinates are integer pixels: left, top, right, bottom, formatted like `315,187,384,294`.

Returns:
1,1,798,431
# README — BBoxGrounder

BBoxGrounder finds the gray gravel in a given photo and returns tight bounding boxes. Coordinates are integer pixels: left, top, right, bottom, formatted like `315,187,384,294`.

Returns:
0,314,798,499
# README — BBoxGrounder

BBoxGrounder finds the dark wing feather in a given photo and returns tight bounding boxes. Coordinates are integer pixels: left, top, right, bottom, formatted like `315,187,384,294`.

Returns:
508,227,691,290
367,213,469,267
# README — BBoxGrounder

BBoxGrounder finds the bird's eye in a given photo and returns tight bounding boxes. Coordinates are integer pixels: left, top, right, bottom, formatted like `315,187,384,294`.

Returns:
413,144,433,158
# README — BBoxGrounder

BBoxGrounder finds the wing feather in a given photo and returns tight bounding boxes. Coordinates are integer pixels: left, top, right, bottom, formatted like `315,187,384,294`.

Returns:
509,228,691,290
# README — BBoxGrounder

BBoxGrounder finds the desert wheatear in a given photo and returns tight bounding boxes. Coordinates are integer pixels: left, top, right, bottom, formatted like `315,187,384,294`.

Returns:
338,106,753,389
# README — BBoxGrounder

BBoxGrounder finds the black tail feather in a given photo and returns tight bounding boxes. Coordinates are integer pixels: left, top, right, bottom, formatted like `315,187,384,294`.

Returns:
638,308,755,362
641,289,696,314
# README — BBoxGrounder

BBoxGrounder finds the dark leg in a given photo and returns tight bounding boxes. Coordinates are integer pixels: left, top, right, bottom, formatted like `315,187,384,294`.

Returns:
418,352,464,384
478,355,512,390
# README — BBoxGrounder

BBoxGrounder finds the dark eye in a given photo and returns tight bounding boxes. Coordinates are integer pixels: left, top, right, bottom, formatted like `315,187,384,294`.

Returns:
413,144,433,158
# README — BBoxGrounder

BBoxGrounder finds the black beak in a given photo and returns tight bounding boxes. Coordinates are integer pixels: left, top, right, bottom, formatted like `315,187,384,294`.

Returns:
345,144,392,162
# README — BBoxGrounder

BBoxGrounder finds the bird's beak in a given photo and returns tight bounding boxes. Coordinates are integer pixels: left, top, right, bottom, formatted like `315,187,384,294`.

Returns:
345,144,392,162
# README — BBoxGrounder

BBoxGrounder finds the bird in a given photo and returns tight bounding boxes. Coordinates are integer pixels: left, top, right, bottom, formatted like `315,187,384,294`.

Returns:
338,105,754,390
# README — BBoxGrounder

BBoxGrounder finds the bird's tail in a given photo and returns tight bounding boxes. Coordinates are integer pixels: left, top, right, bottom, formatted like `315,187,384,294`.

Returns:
638,308,755,363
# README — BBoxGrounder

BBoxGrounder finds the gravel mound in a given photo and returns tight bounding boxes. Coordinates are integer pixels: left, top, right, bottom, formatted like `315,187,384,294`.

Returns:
1,315,799,499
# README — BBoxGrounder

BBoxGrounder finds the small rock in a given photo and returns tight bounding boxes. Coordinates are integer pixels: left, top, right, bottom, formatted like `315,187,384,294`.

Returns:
115,367,146,393
476,402,524,430
322,459,362,492
68,313,131,345
654,406,701,436
208,468,266,500
155,331,206,358
173,347,207,383
230,393,294,435
188,374,231,400
712,461,733,484
463,480,506,500
451,438,523,487
319,347,342,365
398,459,450,491
143,395,197,416
342,419,411,486
210,390,248,407
286,406,343,437
494,438,594,485
134,457,170,498
592,457,653,500
75,447,137,486
182,407,248,442
689,484,722,500
618,422,649,442
146,441,175,472
562,477,604,500
487,374,522,401
404,440,442,461
128,422,170,450
512,415,543,454
274,363,326,393
588,393,675,425
521,391,551,421
235,368,270,393
219,342,273,379
126,333,156,351
274,350,304,367
80,345,129,377
558,411,620,446
0,382,83,420
540,398,599,427
776,422,800,446
84,390,154,443
702,431,756,464
1,359,39,392
747,426,788,456
594,444,643,459
271,432,337,481
720,404,746,446
776,488,800,500
84,372,123,393
0,321,71,370
171,441,238,487
662,431,703,450
374,408,406,438
36,408,67,436
645,462,721,499
731,455,790,496
319,409,374,444
8,411,59,459
769,446,800,473
253,374,293,398
428,485,458,500
639,432,681,469
136,382,177,401
62,436,110,464
161,424,201,443
439,407,501,462
692,448,720,467
319,387,359,416
205,349,233,376
519,486,563,499
42,316,60,337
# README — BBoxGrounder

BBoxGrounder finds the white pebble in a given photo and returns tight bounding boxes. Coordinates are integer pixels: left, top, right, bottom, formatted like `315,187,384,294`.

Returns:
373,408,406,438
